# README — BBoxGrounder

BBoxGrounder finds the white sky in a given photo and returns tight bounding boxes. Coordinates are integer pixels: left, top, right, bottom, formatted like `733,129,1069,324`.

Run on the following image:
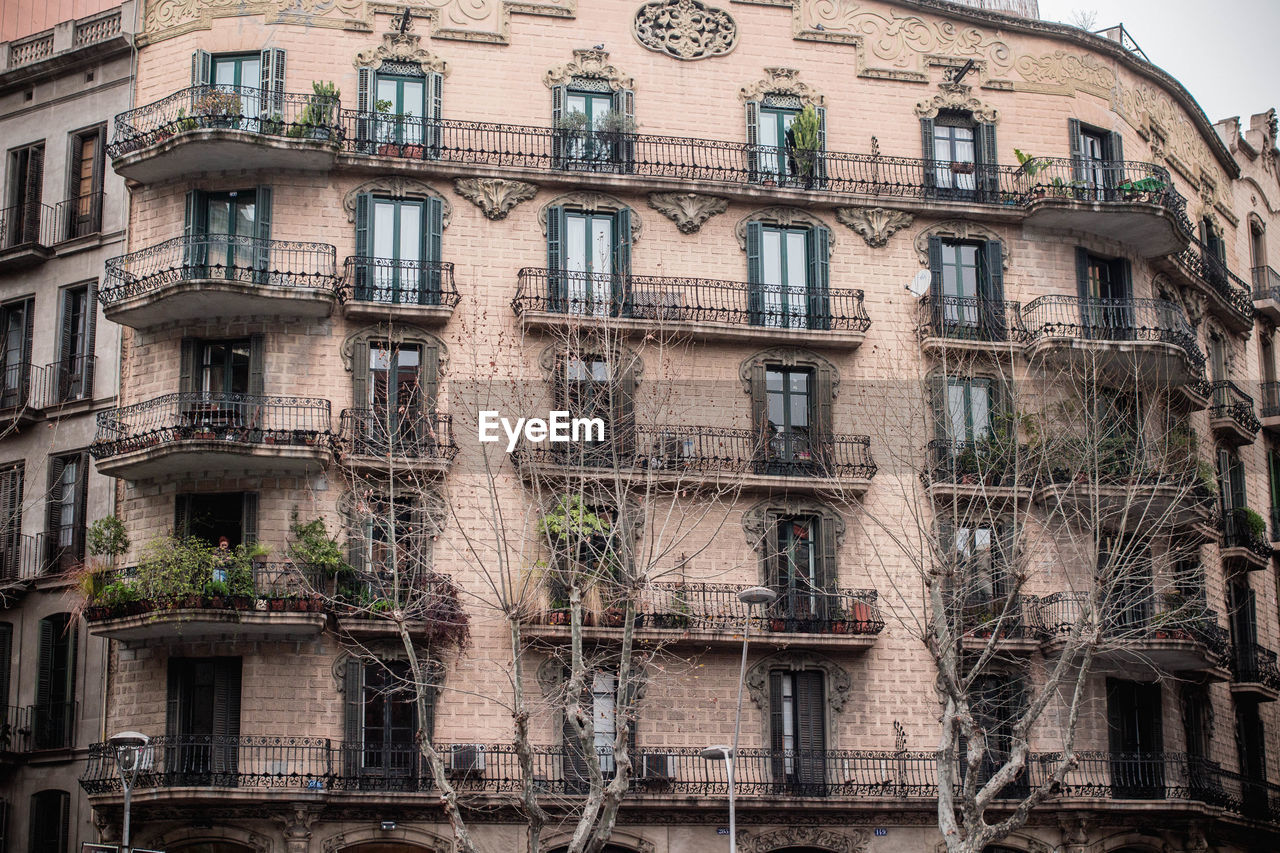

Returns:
1035,0,1280,125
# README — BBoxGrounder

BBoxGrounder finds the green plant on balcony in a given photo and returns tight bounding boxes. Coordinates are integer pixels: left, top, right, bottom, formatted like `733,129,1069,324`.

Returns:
554,109,591,134
287,511,351,581
287,81,339,140
173,108,198,133
1196,459,1219,498
1014,149,1048,178
1118,176,1167,198
789,104,822,182
193,89,242,126
1242,507,1267,540
87,515,129,565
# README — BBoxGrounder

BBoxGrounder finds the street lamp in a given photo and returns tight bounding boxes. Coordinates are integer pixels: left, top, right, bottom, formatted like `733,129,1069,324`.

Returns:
701,585,777,853
108,731,149,853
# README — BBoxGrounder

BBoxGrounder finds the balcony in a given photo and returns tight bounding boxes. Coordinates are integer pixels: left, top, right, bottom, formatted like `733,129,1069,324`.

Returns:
523,582,883,650
337,409,457,474
1021,296,1205,386
1253,265,1280,323
1231,642,1280,702
101,236,340,328
1036,592,1230,677
51,192,105,244
83,563,328,643
957,595,1042,654
1155,238,1255,333
916,296,1025,357
513,269,870,348
109,85,342,182
342,258,459,324
0,362,46,429
513,425,876,495
1260,383,1280,434
1220,508,1273,571
1209,381,1261,445
37,355,96,412
1033,459,1215,535
923,439,1033,505
91,392,332,479
0,534,39,589
0,202,54,271
36,527,86,577
1020,158,1191,256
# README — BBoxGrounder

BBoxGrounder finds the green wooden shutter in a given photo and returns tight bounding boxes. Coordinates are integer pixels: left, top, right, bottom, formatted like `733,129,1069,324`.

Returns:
356,67,372,151
81,283,96,399
978,122,999,199
343,660,363,775
421,340,440,414
1075,246,1092,329
1108,130,1124,192
191,50,211,86
351,338,370,413
746,221,764,325
241,493,258,547
259,48,285,118
253,185,272,277
982,241,1006,341
796,670,826,786
353,193,373,300
814,361,835,460
1068,119,1084,182
749,362,767,452
426,72,444,157
551,85,567,167
806,225,830,331
248,334,264,397
612,353,636,458
174,494,191,538
920,117,936,191
745,101,760,182
212,658,241,773
813,106,827,185
424,196,444,304
0,465,22,580
546,206,566,310
817,515,837,595
768,671,785,781
183,190,208,272
612,208,631,314
612,88,635,172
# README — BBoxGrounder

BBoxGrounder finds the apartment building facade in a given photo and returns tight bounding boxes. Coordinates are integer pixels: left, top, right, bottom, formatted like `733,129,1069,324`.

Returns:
71,1,1280,852
0,5,134,853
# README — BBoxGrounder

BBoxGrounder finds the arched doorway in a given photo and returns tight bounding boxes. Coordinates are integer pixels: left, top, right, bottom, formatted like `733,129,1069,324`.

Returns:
169,843,255,853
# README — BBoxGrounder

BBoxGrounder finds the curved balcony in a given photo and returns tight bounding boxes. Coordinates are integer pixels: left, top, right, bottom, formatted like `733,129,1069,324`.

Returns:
1220,508,1273,571
513,269,870,348
1019,158,1191,256
1209,381,1261,445
923,439,1033,505
337,409,457,474
1154,238,1254,333
91,392,332,479
916,296,1025,357
1253,265,1280,323
342,257,458,324
109,85,342,182
1231,642,1280,702
1021,296,1205,386
512,425,876,495
101,236,340,327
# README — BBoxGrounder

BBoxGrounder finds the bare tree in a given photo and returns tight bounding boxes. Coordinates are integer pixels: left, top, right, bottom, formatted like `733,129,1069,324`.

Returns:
1069,8,1099,31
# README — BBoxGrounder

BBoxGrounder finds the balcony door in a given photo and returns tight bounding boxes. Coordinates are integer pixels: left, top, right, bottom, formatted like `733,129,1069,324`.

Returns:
763,366,813,472
771,515,824,625
1106,679,1164,798
184,188,271,281
1078,251,1132,336
0,298,33,410
758,106,797,185
565,90,613,165
166,657,241,784
565,211,614,316
1236,703,1269,817
757,226,808,329
365,342,423,453
1070,120,1122,197
361,660,418,786
207,191,257,274
35,614,76,750
961,675,1028,798
6,144,43,247
375,72,425,147
1230,581,1259,668
769,669,826,793
373,198,426,303
56,284,94,403
1102,539,1152,633
562,671,634,794
932,117,976,194
211,54,261,128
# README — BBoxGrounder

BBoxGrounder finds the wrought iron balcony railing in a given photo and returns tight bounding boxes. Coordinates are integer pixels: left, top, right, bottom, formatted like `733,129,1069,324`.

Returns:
0,202,54,251
1210,380,1262,436
1261,382,1280,420
917,295,1024,344
514,268,870,333
1021,295,1205,365
29,701,76,751
514,424,876,482
0,705,32,753
956,594,1041,640
1034,591,1229,657
1232,641,1280,691
108,85,342,158
101,235,340,307
338,409,457,462
1253,265,1280,301
925,439,1027,489
83,562,330,623
0,361,43,413
52,192,104,242
91,392,332,460
1221,508,1273,560
39,355,95,408
36,527,86,577
1020,156,1190,227
342,257,459,308
1174,238,1255,323
0,534,38,584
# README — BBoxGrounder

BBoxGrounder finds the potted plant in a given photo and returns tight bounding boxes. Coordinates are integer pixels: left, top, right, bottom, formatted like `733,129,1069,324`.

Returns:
548,599,571,625
787,104,822,188
1015,149,1050,196
949,160,975,175
286,81,340,141
1242,507,1268,542
260,112,286,136
194,89,242,128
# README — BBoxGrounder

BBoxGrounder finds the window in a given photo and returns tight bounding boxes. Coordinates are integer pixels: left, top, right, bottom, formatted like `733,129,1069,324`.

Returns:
562,670,634,793
764,366,813,469
1106,679,1164,798
921,111,996,199
191,48,286,130
27,791,69,853
352,194,444,304
34,615,76,750
937,376,993,445
745,352,836,475
55,283,95,403
1200,217,1227,265
355,61,442,156
166,657,241,781
0,298,34,409
745,222,831,330
1218,447,1247,513
1075,249,1133,334
768,669,825,792
5,143,44,247
201,339,251,395
0,465,22,581
545,206,632,316
770,516,829,623
1180,684,1213,778
551,80,633,171
341,658,434,786
551,351,635,464
44,453,87,574
179,335,264,400
350,492,422,579
1100,538,1152,632
926,238,1005,340
745,96,825,187
942,522,1012,623
64,126,104,239
174,492,258,548
1068,120,1123,194
1250,220,1267,271
961,675,1027,797
183,187,272,280
1236,702,1269,817
350,333,442,450
1269,452,1280,539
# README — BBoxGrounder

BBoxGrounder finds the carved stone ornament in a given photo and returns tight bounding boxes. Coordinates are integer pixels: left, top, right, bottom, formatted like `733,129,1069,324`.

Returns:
353,30,448,76
341,328,449,378
453,178,538,220
343,178,451,228
322,826,450,853
738,827,870,853
150,826,271,853
647,192,728,233
932,835,1050,853
742,497,846,553
538,342,646,385
835,207,914,248
914,86,999,124
745,651,851,749
539,193,643,240
738,348,838,396
735,207,833,251
913,221,1012,269
633,0,738,61
543,48,633,91
738,67,824,106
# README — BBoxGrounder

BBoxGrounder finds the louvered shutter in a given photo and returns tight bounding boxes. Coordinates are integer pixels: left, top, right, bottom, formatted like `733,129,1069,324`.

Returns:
1068,119,1084,182
1118,259,1135,327
212,658,241,774
806,225,830,331
179,337,197,395
612,88,635,172
746,221,764,325
1108,130,1124,192
18,301,32,407
36,618,54,710
0,622,11,707
253,185,272,278
795,670,826,788
259,48,285,118
562,702,591,795
426,71,444,157
1075,247,1093,333
927,236,945,334
58,290,74,382
745,101,760,182
81,283,96,399
241,493,258,547
978,122,999,199
982,241,1006,341
420,340,440,415
351,338,370,415
71,454,87,564
343,660,363,775
609,352,637,459
424,196,444,305
183,190,208,272
248,334,264,397
749,362,767,459
16,147,43,244
920,117,936,192
768,671,786,782
191,50,212,86
174,494,191,538
546,206,566,311
165,659,182,741
44,457,65,570
551,85,567,168
817,516,838,602
814,362,835,472
353,193,373,300
612,208,631,314
813,106,827,186
356,67,372,152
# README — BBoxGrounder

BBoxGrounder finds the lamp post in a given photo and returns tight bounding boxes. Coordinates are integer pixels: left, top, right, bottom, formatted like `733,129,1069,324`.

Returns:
108,731,149,853
701,585,777,853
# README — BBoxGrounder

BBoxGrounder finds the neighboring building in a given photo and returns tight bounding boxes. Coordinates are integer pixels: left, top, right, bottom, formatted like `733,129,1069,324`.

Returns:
0,5,134,853
70,1,1280,852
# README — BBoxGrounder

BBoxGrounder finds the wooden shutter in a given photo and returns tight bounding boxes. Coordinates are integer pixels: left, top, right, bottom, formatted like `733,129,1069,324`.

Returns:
174,494,192,538
343,660,363,775
982,241,1006,341
248,334,264,397
71,454,87,563
179,337,197,394
421,340,440,414
191,50,212,86
768,671,785,781
0,622,11,707
746,221,764,325
1068,118,1084,182
814,361,835,444
353,193,373,300
795,670,826,786
29,790,70,853
350,338,370,413
612,208,631,312
920,117,936,190
745,100,760,182
978,122,999,198
241,493,259,546
44,457,65,556
183,189,208,272
425,196,444,304
426,72,444,156
927,235,944,295
211,657,242,775
254,185,272,275
562,705,591,794
1108,130,1124,167
259,48,286,117
550,84,567,167
612,353,637,458
749,361,767,451
166,658,183,735
546,206,566,310
1075,247,1092,301
19,300,32,405
35,618,54,712
612,87,635,171
814,106,827,184
81,283,96,399
58,289,75,381
806,225,830,331
356,67,372,151
817,516,838,595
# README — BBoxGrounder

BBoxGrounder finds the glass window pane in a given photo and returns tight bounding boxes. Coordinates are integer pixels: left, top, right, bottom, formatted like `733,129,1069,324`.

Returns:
948,384,967,439
970,385,990,438
762,229,782,286
213,61,237,86
374,202,395,258
241,59,260,86
207,199,230,235
399,204,421,262
566,215,587,273
591,216,612,277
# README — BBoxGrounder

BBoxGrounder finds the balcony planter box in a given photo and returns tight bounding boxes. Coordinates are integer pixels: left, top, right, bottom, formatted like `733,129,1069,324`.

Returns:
651,613,689,630
548,608,570,626
830,620,850,634
769,617,789,632
267,598,290,612
849,601,874,629
949,161,975,175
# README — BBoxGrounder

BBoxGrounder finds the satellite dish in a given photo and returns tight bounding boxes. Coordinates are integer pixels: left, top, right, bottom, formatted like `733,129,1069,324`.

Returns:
906,270,931,298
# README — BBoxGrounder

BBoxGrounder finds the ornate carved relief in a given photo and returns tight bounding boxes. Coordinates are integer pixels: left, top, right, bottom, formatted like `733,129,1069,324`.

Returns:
538,343,645,385
745,650,851,747
647,192,729,233
914,85,999,123
932,835,1050,853
739,827,870,853
343,178,452,226
454,178,538,220
738,67,824,106
539,193,643,240
835,207,914,248
353,30,449,75
342,328,450,377
738,348,838,395
321,826,451,853
913,221,1012,269
735,207,833,250
543,48,633,90
633,0,737,61
1015,51,1116,95
742,497,846,552
151,826,271,853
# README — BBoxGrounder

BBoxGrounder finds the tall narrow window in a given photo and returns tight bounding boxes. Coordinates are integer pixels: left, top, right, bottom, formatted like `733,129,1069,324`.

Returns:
926,237,1005,340
210,53,262,128
771,516,827,623
961,676,1028,797
353,193,444,305
561,669,634,793
65,127,104,239
174,491,258,548
545,206,632,316
1075,249,1132,335
943,522,1011,625
762,366,814,471
932,115,976,193
0,298,34,410
6,143,44,247
184,188,271,281
551,77,633,172
769,670,826,792
166,657,241,782
1106,679,1164,798
1068,120,1123,197
1236,702,1269,817
28,790,69,853
35,615,76,750
365,341,423,452
0,464,22,581
44,453,87,574
361,660,418,779
56,284,95,403
745,221,832,331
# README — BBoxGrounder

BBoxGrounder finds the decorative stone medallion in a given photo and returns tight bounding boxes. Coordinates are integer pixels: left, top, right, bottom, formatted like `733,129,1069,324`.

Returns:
453,178,538,220
633,0,738,61
835,207,914,248
647,192,728,233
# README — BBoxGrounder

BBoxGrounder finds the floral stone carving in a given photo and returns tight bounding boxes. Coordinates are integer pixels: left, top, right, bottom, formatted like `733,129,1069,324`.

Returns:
835,207,914,248
633,0,738,61
454,178,539,220
647,192,728,233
